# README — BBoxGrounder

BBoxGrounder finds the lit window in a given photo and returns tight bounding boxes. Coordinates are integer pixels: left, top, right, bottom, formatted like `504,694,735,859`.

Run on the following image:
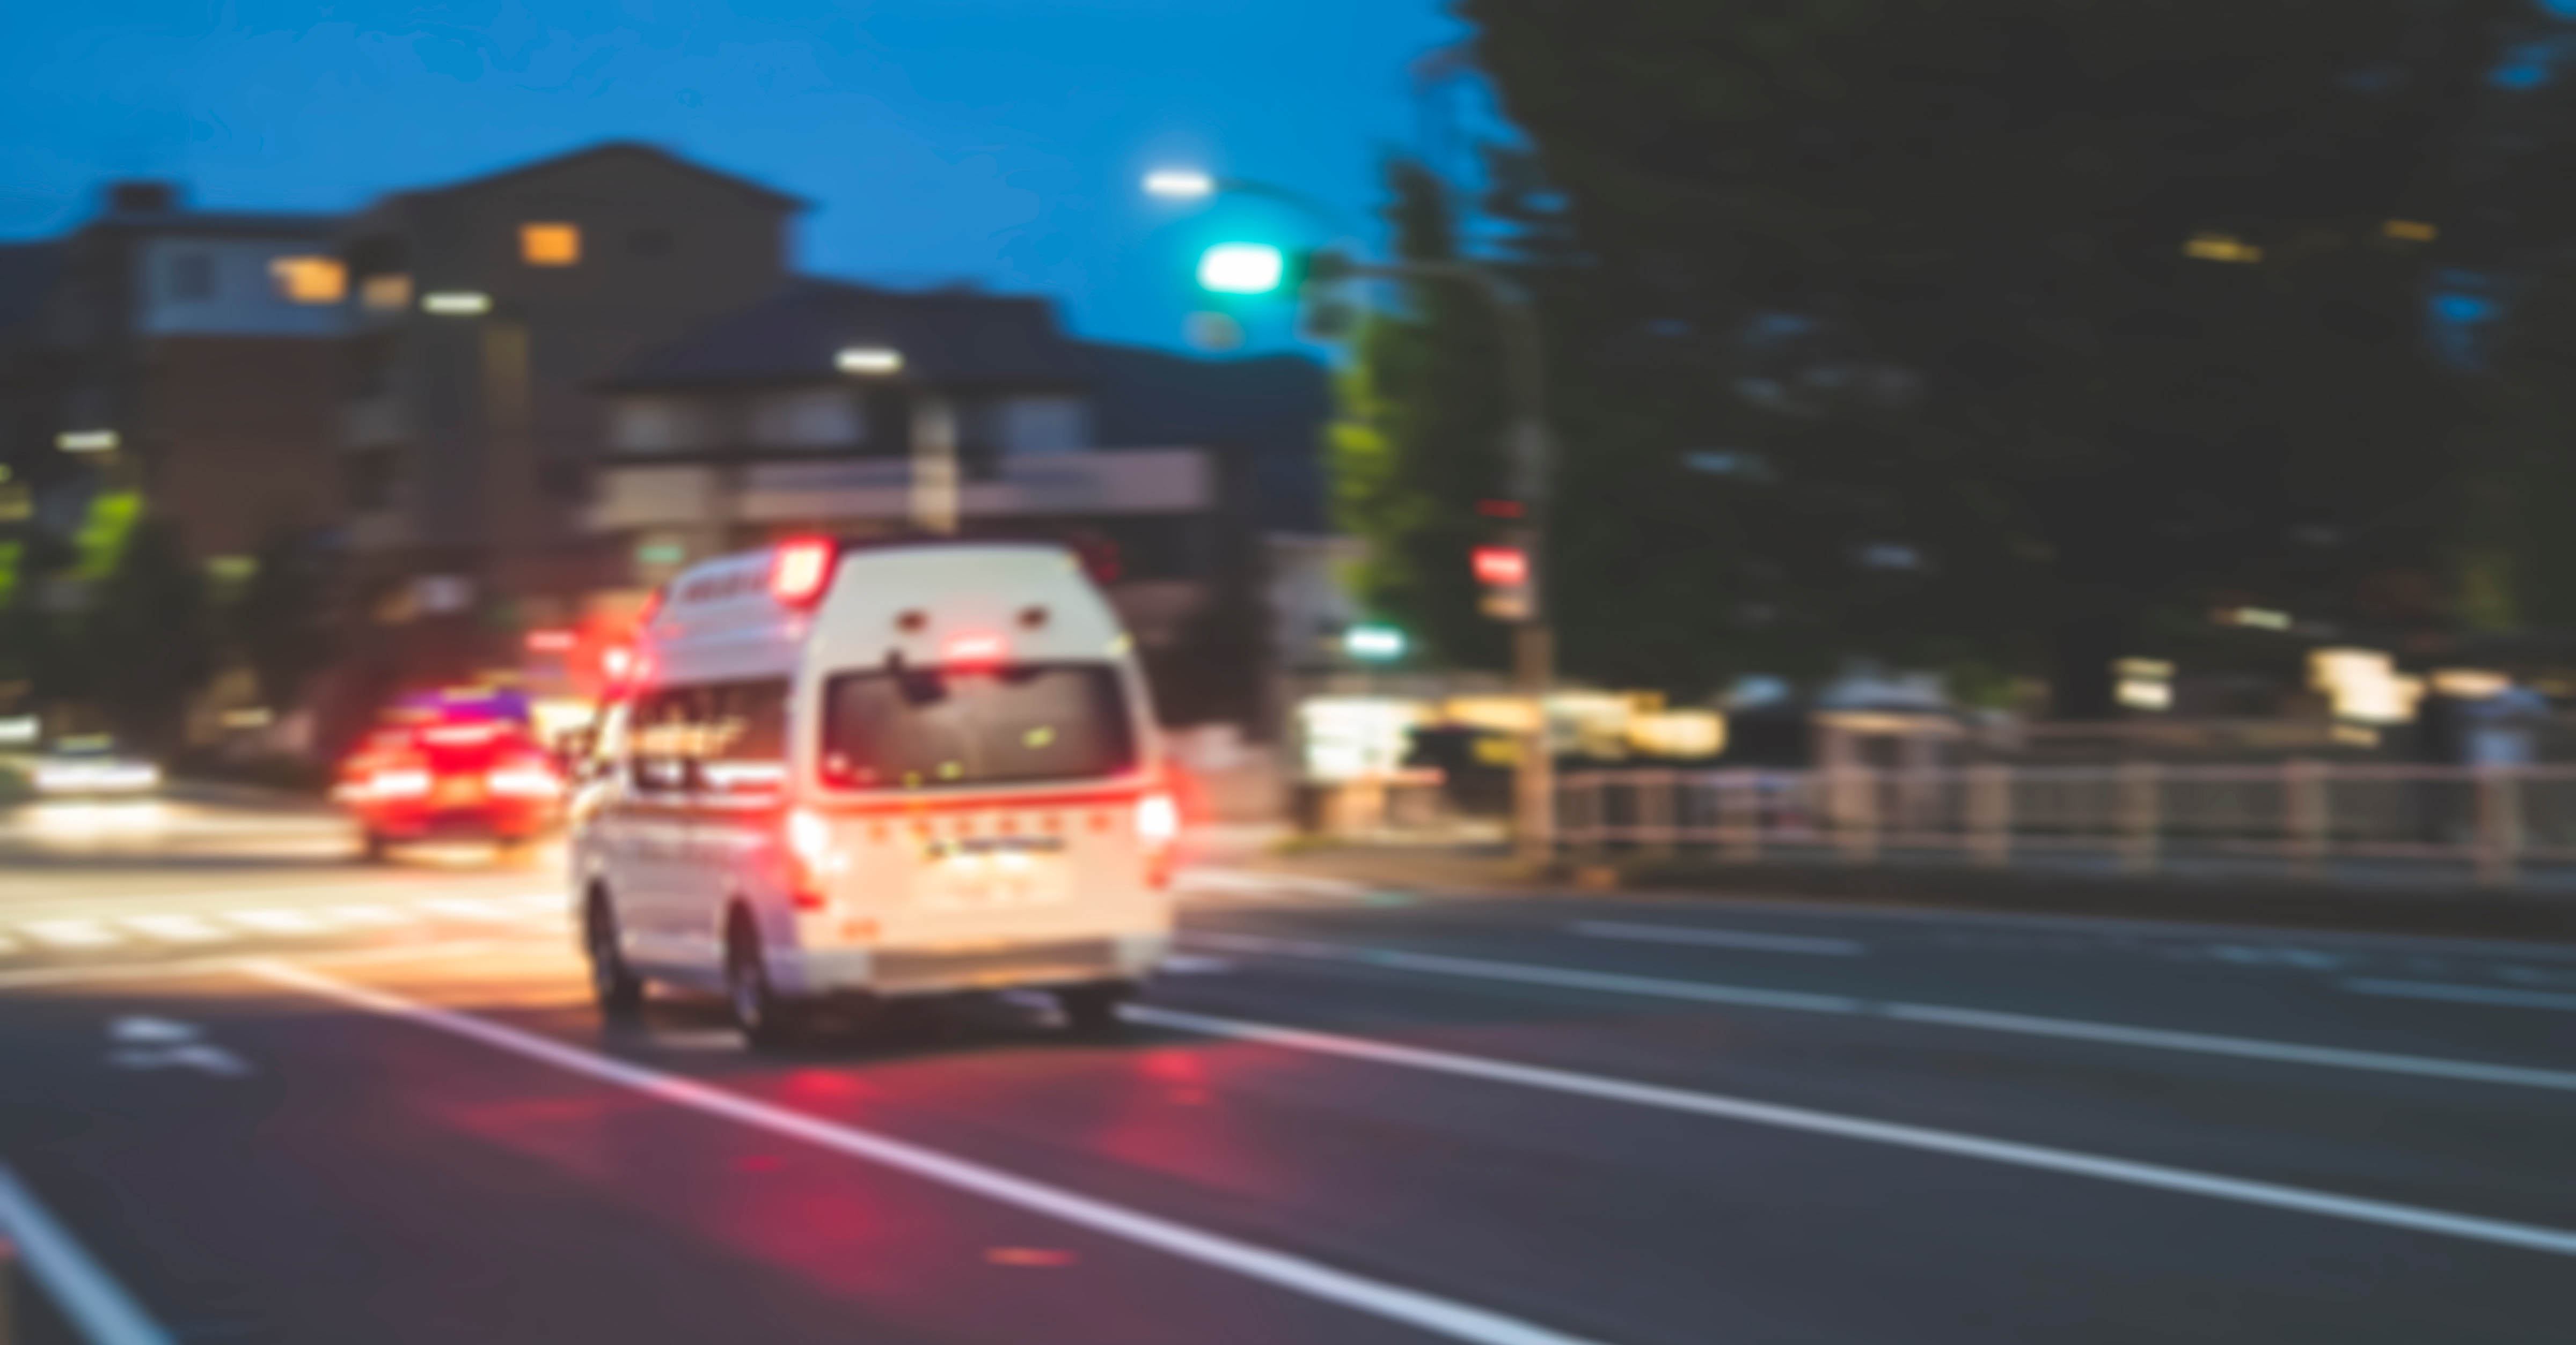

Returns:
521,222,581,267
270,255,347,305
361,274,413,312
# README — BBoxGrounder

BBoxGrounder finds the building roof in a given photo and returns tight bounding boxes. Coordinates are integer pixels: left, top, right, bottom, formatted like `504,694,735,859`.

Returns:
80,210,343,239
1079,342,1333,532
401,140,807,212
0,240,65,334
602,278,1091,389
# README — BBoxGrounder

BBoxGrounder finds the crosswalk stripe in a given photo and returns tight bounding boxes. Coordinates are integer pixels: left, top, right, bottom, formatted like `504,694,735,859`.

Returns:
115,914,234,944
222,909,327,936
317,905,410,928
21,920,122,950
422,899,518,922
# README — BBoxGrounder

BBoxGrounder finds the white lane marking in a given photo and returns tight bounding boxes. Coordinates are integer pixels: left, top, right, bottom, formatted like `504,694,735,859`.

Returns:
1570,921,1864,957
1173,868,1369,900
21,919,124,950
248,961,1617,1345
1158,954,1238,975
1190,933,2576,1094
114,914,234,944
0,1161,178,1345
1195,933,1864,1013
108,1016,199,1045
1126,1004,2576,1259
0,939,520,991
2342,979,2576,1013
108,1043,254,1077
221,908,327,936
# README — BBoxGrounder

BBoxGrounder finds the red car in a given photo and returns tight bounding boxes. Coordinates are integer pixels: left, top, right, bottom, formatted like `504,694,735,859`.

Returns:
335,717,564,861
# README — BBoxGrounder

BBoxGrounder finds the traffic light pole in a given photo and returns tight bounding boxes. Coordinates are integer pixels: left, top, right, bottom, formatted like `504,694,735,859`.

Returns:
1348,260,1558,868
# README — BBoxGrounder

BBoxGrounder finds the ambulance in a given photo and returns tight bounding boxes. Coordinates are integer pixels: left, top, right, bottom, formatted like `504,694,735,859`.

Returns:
569,538,1178,1045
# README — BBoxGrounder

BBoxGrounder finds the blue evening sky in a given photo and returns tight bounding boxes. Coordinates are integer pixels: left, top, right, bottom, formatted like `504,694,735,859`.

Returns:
0,1,1476,350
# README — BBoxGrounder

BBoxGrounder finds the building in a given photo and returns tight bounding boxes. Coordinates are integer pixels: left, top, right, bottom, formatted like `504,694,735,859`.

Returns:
0,181,347,568
586,278,1330,731
330,142,802,668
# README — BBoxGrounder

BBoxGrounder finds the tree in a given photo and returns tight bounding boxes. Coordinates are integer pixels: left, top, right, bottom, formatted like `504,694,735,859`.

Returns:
1454,0,2512,714
85,518,215,752
1333,158,1514,672
229,526,337,715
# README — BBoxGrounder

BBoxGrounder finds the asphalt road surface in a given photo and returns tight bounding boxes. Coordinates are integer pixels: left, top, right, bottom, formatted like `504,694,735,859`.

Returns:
2,796,2571,1343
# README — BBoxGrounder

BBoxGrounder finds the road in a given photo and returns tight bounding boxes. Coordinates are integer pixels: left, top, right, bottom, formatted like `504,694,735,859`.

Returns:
1,796,2571,1343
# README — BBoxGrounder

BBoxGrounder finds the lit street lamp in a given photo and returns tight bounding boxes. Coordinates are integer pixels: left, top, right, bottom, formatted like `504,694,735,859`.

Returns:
1143,168,1216,200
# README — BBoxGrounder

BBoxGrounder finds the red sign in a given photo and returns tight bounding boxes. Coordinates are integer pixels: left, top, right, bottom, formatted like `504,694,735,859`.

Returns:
1472,546,1529,587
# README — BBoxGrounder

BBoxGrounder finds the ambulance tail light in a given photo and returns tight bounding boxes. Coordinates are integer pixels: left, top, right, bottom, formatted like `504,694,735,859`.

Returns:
771,537,838,608
1136,790,1180,889
786,806,833,910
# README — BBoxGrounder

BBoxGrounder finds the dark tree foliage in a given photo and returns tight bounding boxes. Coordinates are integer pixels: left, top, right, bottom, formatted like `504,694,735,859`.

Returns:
85,518,215,752
1450,0,2515,713
229,526,339,714
1334,158,1513,672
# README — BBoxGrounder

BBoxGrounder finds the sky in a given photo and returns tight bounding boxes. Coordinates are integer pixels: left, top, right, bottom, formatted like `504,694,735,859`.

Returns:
0,1,1480,351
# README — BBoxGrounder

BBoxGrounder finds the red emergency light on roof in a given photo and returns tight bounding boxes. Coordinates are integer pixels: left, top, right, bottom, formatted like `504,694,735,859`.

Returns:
1473,546,1530,587
524,627,576,654
771,537,837,607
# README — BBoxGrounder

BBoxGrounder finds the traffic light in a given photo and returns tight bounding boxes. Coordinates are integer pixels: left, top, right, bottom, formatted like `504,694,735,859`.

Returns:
1197,243,1287,294
1474,543,1533,621
1194,244,1360,339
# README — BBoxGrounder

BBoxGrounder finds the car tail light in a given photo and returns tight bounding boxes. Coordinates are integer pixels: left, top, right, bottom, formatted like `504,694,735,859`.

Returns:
771,536,837,608
420,723,499,748
786,807,833,910
486,764,560,798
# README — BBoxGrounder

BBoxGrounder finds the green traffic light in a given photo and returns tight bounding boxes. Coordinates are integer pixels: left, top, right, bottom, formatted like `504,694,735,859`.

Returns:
1198,242,1287,295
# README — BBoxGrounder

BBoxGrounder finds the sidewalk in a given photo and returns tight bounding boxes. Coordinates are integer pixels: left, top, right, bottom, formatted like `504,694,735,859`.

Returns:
1209,834,2576,944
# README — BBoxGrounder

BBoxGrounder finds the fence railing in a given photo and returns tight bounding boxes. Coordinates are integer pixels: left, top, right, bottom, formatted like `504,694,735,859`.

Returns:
1557,763,2576,887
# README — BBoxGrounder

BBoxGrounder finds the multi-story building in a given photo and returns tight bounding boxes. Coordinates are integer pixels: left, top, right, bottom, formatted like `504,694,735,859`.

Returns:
0,181,347,567
330,142,801,666
586,278,1330,730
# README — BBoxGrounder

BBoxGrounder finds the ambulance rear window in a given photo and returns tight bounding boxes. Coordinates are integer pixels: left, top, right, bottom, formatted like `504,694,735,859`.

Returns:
819,663,1134,790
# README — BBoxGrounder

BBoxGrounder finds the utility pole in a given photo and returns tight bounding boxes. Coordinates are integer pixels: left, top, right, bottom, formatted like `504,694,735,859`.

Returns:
910,393,961,536
1347,260,1557,868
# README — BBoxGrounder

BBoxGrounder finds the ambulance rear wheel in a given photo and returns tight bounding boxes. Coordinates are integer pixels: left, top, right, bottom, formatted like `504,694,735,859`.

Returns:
726,913,804,1049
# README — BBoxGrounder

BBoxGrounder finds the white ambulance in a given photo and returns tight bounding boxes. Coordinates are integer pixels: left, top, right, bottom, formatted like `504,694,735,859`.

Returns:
569,538,1179,1045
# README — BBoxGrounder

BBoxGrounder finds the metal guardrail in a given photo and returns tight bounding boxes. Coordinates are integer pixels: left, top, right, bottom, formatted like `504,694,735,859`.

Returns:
1558,763,2576,887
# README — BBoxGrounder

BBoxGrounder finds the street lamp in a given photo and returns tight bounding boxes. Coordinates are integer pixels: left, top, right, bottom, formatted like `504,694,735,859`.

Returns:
421,290,493,315
835,346,903,375
837,346,955,536
1143,168,1217,200
1157,171,1562,868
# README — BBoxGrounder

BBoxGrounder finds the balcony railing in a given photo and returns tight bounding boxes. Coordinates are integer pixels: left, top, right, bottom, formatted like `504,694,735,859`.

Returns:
589,447,1212,531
